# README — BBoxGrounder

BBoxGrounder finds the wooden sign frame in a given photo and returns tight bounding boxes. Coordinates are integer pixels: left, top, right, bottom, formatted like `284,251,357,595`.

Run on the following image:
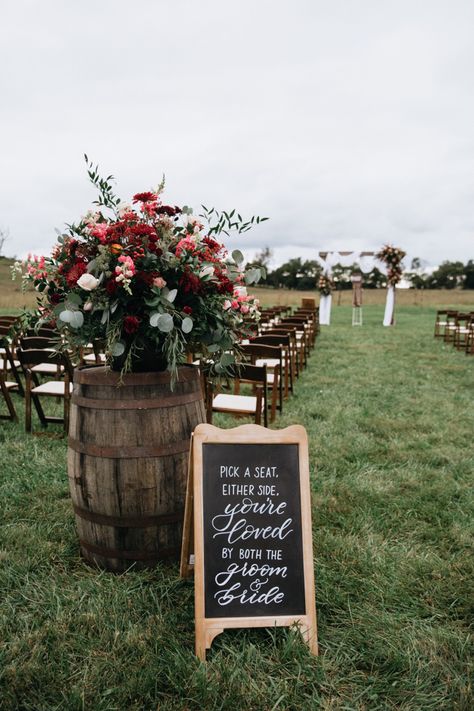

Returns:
180,423,318,661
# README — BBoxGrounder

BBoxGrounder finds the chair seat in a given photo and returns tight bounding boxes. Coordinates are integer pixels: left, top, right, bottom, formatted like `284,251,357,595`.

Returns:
256,358,280,369
31,362,62,374
213,393,260,414
83,352,106,364
4,380,18,390
0,358,20,370
32,381,73,396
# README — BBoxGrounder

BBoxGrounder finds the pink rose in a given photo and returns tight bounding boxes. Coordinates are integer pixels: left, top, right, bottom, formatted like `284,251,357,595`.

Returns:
153,276,167,289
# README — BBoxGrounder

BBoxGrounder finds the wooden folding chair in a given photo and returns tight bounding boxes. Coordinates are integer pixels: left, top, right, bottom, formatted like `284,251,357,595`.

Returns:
443,311,459,343
454,313,474,350
0,325,24,396
240,343,282,421
16,348,74,434
19,336,64,379
0,371,18,422
434,310,449,338
206,363,268,427
250,333,294,397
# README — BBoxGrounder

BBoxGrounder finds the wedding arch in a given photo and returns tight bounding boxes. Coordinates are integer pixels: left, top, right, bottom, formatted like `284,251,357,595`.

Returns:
317,250,397,327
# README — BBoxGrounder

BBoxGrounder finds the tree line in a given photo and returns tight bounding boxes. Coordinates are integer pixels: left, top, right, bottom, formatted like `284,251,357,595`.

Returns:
248,249,474,290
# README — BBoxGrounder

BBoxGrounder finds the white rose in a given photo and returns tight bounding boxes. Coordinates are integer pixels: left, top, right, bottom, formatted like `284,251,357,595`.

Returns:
83,300,93,312
77,273,99,291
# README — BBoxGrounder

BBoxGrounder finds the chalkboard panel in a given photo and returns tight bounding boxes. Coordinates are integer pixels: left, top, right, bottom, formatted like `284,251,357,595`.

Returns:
202,443,305,618
181,423,318,660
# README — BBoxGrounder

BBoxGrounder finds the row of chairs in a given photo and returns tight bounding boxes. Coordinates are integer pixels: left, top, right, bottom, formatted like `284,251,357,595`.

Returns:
0,316,74,432
1,301,319,434
434,310,474,354
205,303,319,426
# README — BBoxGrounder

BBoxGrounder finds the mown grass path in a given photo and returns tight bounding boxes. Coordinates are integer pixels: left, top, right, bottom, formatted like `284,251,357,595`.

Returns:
1,306,472,710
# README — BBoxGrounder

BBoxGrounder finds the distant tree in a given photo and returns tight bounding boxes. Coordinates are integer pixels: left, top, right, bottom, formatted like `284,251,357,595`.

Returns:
463,260,474,289
405,257,428,289
427,261,465,289
267,258,321,290
363,267,386,289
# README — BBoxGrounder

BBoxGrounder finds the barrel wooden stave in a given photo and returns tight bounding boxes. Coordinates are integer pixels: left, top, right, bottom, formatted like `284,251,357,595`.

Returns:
67,366,205,572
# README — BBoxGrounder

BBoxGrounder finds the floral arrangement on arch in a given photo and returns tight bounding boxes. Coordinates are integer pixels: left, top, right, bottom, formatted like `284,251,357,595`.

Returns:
376,245,406,286
318,273,333,296
13,158,268,375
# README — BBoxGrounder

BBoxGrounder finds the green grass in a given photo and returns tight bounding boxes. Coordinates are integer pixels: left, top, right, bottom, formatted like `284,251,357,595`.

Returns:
1,306,473,710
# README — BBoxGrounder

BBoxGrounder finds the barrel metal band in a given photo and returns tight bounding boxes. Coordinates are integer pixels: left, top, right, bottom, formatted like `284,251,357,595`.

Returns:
79,539,179,561
68,437,190,459
70,390,201,410
74,366,198,385
73,504,183,528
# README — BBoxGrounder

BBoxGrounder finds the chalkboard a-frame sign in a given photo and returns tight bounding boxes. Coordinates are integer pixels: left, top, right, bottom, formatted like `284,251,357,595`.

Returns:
180,423,318,660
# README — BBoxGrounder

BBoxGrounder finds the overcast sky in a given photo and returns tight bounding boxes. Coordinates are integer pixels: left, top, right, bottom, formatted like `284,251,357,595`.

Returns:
1,0,474,268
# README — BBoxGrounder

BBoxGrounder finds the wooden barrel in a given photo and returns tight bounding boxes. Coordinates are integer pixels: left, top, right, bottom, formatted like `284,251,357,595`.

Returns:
67,365,206,572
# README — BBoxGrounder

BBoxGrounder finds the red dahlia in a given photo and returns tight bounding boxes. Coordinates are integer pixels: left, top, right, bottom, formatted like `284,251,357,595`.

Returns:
66,261,87,287
132,192,157,204
123,316,141,334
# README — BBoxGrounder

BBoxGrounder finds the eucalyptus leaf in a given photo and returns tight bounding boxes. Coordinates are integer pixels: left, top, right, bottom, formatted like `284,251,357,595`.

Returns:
149,312,160,328
165,288,177,303
66,293,82,306
69,311,84,329
87,259,98,273
59,310,74,324
157,313,174,333
232,249,244,266
220,352,235,367
181,317,193,334
111,341,125,357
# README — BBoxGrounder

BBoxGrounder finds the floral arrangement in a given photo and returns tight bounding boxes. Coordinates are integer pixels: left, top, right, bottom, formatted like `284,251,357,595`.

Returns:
376,244,406,286
13,158,268,375
318,274,333,296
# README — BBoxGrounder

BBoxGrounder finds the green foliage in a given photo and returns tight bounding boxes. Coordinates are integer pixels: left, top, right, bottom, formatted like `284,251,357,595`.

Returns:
0,306,473,709
199,205,269,236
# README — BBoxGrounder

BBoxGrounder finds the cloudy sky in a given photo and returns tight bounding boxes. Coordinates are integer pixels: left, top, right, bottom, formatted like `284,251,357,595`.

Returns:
1,0,474,268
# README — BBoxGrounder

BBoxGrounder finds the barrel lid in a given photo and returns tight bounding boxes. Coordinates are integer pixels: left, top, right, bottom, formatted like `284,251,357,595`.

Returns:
74,365,199,386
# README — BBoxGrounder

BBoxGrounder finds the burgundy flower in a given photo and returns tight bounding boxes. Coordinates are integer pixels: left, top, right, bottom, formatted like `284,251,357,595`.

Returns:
183,305,193,315
179,270,203,294
66,261,87,288
129,224,156,237
132,192,157,204
105,278,117,295
156,205,181,217
123,315,141,335
49,293,61,305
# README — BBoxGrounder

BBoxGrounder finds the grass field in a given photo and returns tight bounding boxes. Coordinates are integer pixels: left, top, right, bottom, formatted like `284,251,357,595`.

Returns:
1,305,473,710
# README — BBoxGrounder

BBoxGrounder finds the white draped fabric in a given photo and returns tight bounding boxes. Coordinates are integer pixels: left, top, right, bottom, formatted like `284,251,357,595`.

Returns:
383,285,395,326
317,250,396,327
319,294,332,325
